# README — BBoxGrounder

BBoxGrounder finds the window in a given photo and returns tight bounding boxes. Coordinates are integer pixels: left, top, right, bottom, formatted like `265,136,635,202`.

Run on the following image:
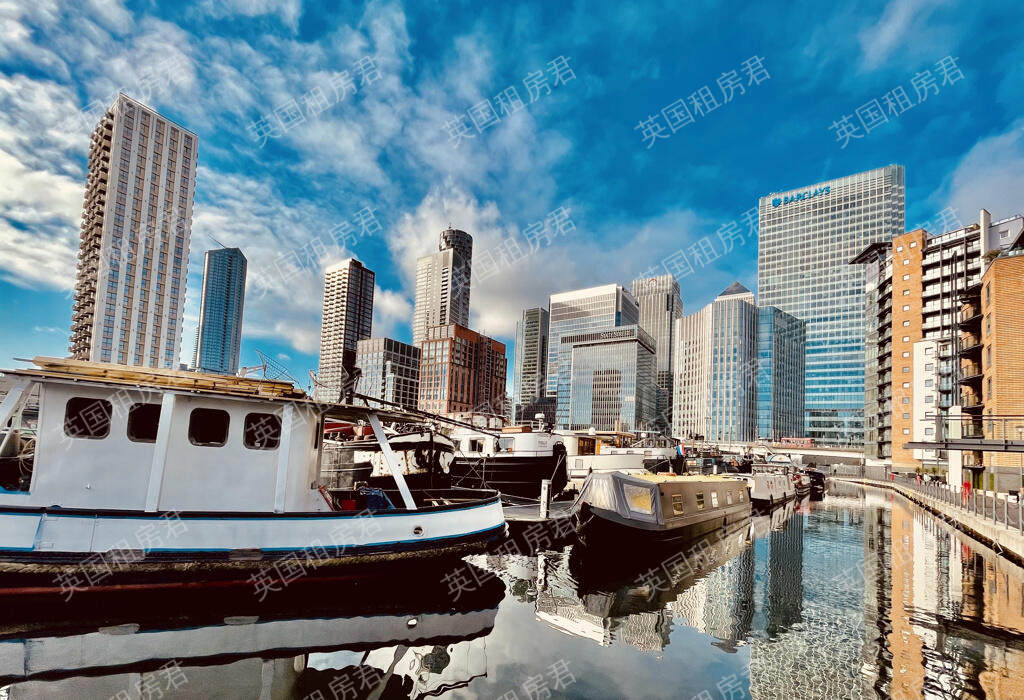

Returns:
710,491,719,507
902,305,910,311
925,395,934,403
188,408,230,447
925,427,934,435
897,245,904,252
903,397,910,404
902,382,910,388
902,413,910,419
903,336,910,342
902,367,910,373
903,320,911,327
127,403,161,442
910,241,917,248
902,351,910,358
64,397,112,439
925,363,934,371
468,438,485,452
696,492,706,511
671,493,685,515
244,412,281,450
726,491,733,505
903,428,911,435
903,289,910,296
925,346,934,356
903,274,910,280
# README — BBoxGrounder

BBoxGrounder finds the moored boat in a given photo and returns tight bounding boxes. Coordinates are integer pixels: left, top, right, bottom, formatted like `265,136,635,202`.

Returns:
742,471,796,509
571,472,751,547
0,358,505,595
449,424,568,499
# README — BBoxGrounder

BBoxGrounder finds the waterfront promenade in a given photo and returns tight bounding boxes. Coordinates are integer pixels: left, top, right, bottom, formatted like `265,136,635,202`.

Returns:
839,476,1024,564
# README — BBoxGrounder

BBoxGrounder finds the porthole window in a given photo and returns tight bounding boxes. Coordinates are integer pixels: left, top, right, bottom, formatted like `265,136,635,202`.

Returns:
188,408,230,447
64,397,112,439
244,412,281,450
127,403,161,443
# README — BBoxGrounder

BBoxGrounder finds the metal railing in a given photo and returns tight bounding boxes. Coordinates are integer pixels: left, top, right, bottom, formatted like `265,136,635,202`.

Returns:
937,414,1024,443
891,474,1024,534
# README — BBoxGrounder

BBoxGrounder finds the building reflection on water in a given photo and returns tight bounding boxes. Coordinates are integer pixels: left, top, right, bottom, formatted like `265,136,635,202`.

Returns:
4,483,1024,698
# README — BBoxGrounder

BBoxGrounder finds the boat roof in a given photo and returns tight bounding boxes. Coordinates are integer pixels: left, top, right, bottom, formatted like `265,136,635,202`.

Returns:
1,357,414,423
628,473,744,484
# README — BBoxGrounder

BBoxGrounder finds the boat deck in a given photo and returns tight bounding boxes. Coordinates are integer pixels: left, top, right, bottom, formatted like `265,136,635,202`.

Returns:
502,500,574,523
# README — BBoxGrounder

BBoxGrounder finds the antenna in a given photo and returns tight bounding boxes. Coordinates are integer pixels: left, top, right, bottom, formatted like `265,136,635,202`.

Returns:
210,237,228,249
251,349,300,384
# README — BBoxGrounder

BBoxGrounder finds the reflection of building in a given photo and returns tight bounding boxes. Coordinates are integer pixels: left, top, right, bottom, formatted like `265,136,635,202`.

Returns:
673,282,757,441
513,307,549,419
70,93,198,368
759,165,905,445
193,247,247,375
631,274,683,433
412,228,473,346
557,325,656,432
757,306,805,441
355,337,421,411
417,324,506,416
316,258,374,401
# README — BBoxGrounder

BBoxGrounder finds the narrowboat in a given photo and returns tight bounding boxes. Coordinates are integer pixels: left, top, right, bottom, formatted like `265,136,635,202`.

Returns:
571,472,751,546
0,358,505,595
449,425,569,499
742,471,796,509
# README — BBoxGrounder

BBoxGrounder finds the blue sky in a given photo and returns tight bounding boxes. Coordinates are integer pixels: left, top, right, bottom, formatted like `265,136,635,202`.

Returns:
1,0,1022,388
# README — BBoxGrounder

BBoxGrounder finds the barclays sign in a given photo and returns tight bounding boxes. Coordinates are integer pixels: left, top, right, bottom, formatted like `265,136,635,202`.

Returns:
771,185,831,207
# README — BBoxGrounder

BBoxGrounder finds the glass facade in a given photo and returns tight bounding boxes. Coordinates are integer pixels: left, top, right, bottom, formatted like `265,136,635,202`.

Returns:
558,325,656,432
758,165,905,446
757,306,806,440
355,337,421,411
193,247,246,375
630,274,683,433
412,229,472,346
513,307,549,411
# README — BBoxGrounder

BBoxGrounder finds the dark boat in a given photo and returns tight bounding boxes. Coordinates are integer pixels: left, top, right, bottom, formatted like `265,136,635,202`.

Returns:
572,472,751,547
805,468,826,499
448,426,568,499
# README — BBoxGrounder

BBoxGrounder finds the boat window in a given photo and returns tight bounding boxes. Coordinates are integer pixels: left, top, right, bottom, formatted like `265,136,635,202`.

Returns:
127,403,161,443
497,437,514,452
696,492,705,511
671,493,685,515
710,491,719,507
726,491,733,505
64,397,112,439
188,408,230,447
578,438,596,456
244,413,281,450
468,438,485,452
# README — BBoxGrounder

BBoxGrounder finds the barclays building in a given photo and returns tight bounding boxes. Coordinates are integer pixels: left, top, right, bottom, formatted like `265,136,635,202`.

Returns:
757,165,905,446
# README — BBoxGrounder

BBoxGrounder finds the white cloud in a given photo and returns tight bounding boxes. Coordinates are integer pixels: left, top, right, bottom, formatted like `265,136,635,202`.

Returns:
857,0,951,70
941,119,1024,222
197,0,303,31
372,286,412,339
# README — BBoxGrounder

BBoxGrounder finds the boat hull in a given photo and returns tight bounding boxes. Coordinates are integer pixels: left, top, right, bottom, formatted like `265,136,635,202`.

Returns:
448,455,567,499
575,501,750,548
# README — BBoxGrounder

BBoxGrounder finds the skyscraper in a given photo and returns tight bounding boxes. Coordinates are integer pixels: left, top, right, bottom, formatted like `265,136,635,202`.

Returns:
192,247,246,375
673,282,758,442
758,164,905,446
69,93,198,368
317,258,374,401
512,307,549,413
417,323,506,417
355,337,421,411
411,228,473,346
631,274,683,432
757,306,806,441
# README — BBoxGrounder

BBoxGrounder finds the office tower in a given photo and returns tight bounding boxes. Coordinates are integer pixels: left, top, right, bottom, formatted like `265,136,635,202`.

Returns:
758,164,905,445
853,210,1024,473
757,307,806,441
316,258,374,401
411,228,473,346
512,307,549,415
417,323,506,416
672,282,758,442
192,247,246,375
547,284,640,427
69,93,198,368
631,274,683,433
355,337,421,411
558,325,656,432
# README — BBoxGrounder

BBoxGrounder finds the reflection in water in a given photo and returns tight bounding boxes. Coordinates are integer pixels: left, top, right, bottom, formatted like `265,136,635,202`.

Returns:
4,483,1024,697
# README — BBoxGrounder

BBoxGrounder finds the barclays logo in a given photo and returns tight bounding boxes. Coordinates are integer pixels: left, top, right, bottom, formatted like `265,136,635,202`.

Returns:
771,185,830,207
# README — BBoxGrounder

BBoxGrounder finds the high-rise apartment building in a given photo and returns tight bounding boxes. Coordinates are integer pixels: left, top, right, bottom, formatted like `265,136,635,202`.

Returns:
673,283,758,442
630,274,683,432
316,259,374,401
512,307,549,414
547,284,639,425
758,164,905,446
192,247,246,375
69,93,198,368
558,325,656,432
411,228,473,346
757,307,806,441
853,211,1024,472
355,337,421,411
417,324,506,417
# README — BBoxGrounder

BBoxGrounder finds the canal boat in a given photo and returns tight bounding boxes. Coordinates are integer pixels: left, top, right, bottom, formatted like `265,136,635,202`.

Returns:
449,424,569,499
805,468,826,498
742,471,796,509
793,472,811,497
0,358,505,594
571,472,751,546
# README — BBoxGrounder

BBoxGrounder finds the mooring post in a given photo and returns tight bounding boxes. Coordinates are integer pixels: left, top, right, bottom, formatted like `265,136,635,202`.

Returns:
540,479,551,520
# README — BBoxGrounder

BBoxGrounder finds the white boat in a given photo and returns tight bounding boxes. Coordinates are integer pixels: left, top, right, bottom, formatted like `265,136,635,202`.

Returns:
0,357,504,593
741,471,796,508
449,425,570,499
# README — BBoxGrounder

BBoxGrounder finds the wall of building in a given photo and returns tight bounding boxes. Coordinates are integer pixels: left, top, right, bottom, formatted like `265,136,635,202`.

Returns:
890,229,927,469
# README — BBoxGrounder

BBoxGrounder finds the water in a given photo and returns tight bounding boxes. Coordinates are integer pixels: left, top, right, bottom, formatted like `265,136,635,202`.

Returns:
3,482,1024,698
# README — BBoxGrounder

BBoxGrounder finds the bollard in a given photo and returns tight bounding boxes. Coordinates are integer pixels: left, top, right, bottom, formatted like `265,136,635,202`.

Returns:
539,479,550,520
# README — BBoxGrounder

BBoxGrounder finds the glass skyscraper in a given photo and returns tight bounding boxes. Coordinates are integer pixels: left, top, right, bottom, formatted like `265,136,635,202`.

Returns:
193,247,247,374
513,307,549,410
558,325,656,432
355,337,421,411
757,164,905,446
630,274,683,433
757,306,806,440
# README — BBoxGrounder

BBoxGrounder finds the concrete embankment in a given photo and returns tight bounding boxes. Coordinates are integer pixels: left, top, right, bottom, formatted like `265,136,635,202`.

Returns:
839,477,1024,565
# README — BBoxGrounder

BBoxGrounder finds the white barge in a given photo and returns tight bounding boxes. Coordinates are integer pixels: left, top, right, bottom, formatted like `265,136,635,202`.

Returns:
0,358,505,594
742,471,796,508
